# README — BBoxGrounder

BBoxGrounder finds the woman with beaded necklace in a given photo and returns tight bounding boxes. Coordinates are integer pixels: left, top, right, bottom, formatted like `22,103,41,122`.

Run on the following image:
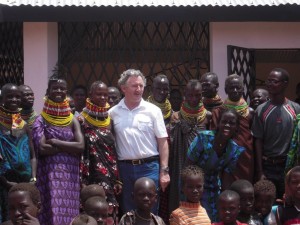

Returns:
210,74,254,184
80,81,121,225
0,83,36,223
32,69,84,225
147,74,172,224
168,79,212,214
186,109,245,222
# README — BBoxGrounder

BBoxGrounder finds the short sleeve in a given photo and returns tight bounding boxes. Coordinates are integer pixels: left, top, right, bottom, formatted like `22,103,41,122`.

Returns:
293,102,300,114
251,107,264,139
153,106,168,138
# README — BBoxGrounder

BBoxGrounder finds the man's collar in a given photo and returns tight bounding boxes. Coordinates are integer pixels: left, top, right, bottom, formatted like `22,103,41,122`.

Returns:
119,98,146,110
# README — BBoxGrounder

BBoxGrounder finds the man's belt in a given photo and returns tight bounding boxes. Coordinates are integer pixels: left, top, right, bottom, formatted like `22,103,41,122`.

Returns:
119,155,159,165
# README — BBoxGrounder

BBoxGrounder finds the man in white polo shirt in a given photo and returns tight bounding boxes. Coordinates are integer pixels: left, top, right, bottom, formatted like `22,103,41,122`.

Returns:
109,69,170,214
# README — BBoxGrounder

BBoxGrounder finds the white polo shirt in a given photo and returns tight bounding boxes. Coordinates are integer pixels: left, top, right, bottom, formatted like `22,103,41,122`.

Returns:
109,98,168,160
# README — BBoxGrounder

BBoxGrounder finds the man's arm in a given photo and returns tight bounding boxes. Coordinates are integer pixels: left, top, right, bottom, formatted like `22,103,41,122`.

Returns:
157,137,170,192
255,138,266,181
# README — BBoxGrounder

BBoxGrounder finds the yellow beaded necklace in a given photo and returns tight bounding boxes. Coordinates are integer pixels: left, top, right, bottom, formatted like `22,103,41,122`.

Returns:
180,101,207,124
41,97,73,126
147,95,172,120
81,98,111,128
223,98,249,118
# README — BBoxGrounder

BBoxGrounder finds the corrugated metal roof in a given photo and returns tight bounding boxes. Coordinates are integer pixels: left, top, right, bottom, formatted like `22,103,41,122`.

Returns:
0,0,299,7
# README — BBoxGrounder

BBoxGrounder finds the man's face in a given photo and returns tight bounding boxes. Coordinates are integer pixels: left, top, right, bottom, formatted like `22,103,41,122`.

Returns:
20,87,34,109
121,76,144,105
265,71,287,96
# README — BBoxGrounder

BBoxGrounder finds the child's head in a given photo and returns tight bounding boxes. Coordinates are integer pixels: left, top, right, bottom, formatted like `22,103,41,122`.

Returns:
72,214,98,225
230,179,254,216
286,166,300,201
81,184,106,205
218,190,240,225
133,177,157,212
84,196,108,225
181,165,204,203
254,180,276,217
8,183,41,225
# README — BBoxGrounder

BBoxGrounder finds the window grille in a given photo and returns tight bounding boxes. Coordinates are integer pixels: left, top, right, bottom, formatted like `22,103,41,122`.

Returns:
58,22,209,95
0,22,23,88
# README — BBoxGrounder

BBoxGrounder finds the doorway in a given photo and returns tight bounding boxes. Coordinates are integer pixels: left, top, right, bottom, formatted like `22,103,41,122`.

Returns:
228,46,300,102
255,49,300,101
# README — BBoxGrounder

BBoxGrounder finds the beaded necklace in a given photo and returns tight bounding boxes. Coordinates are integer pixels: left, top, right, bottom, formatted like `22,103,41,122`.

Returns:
203,94,223,110
21,109,37,128
0,106,25,131
180,100,207,124
81,98,111,128
223,98,249,118
41,97,73,126
147,95,172,120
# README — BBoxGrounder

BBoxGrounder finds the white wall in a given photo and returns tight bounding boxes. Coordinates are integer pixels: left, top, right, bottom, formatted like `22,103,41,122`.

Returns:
210,22,300,99
24,22,58,113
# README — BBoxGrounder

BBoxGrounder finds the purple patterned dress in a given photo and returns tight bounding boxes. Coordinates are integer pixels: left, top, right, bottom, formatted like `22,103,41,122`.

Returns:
32,116,80,225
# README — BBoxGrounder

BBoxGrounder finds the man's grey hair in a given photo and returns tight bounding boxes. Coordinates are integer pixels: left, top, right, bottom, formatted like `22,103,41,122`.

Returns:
118,69,146,87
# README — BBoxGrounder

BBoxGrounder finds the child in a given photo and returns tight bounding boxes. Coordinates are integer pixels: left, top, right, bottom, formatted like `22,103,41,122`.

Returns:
71,214,97,225
170,165,211,225
212,190,247,225
276,166,300,225
80,184,106,205
84,196,109,225
119,177,165,225
7,183,41,225
230,179,263,225
254,180,277,225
